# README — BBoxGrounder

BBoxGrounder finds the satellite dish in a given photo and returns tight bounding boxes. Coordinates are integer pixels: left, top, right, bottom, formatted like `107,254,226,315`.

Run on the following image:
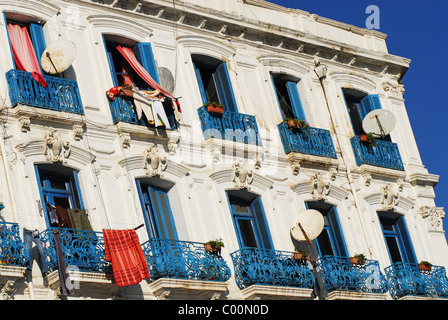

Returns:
41,40,77,74
362,109,396,138
159,67,175,93
290,209,324,244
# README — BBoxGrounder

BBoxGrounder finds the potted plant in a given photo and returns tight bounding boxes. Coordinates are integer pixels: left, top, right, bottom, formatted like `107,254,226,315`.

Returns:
349,253,367,265
418,260,432,271
204,102,224,115
360,132,376,146
285,118,310,131
293,248,310,261
204,238,224,254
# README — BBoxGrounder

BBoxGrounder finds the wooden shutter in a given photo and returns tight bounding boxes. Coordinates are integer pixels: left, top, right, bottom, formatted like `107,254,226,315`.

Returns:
132,42,160,84
395,216,417,263
102,36,119,86
359,94,382,120
214,61,238,113
29,23,46,68
250,197,273,250
327,206,348,257
286,81,306,121
193,61,207,103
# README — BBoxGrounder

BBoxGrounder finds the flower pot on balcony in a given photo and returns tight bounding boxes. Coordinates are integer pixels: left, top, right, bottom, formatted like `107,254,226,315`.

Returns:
349,254,366,265
418,261,432,271
360,134,368,142
205,103,224,115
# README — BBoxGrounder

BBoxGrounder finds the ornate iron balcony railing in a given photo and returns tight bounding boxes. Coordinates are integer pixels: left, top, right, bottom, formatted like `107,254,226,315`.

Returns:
142,238,231,282
229,247,315,290
197,106,262,145
385,262,448,299
278,122,337,158
41,228,108,273
108,96,177,129
350,135,404,170
0,222,28,266
316,256,389,294
6,69,84,114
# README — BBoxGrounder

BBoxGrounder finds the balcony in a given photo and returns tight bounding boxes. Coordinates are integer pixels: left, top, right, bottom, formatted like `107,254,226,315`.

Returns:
197,106,262,146
278,122,337,159
316,256,389,300
142,238,231,299
6,69,84,115
385,262,448,299
230,248,315,299
351,135,404,170
109,96,177,129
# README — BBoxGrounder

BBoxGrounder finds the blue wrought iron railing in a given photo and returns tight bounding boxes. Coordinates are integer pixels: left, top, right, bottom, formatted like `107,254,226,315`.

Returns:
0,222,28,266
316,256,389,294
278,122,337,158
6,69,84,114
197,106,262,146
385,262,448,299
351,135,404,170
41,228,108,273
108,96,177,129
230,247,315,290
142,238,231,282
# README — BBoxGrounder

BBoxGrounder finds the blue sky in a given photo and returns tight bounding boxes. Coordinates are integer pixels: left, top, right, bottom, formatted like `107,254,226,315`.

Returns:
269,0,448,240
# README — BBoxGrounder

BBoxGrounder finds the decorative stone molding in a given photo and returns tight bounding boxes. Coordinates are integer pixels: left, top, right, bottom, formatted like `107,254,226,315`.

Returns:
72,125,84,141
18,116,30,132
310,172,330,200
44,130,70,163
380,183,399,211
144,146,167,177
232,161,254,189
382,81,405,98
120,132,131,149
418,206,445,232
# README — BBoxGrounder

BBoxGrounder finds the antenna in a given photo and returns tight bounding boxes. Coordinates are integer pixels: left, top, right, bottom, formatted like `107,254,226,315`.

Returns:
290,209,324,244
362,109,396,138
40,39,77,75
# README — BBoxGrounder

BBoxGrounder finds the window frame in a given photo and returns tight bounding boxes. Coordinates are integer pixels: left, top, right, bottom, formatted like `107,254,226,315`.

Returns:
271,73,306,121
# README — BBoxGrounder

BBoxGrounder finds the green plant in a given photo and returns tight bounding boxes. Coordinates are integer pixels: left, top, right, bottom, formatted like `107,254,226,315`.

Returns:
293,248,309,260
419,260,432,267
351,253,367,265
204,101,223,108
366,132,376,146
208,238,225,250
285,117,310,131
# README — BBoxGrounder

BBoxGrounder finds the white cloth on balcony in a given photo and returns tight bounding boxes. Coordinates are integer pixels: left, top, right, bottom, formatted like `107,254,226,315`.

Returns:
132,88,171,129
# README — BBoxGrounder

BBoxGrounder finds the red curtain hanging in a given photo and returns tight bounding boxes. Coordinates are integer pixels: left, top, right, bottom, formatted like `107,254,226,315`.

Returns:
8,23,48,87
116,45,174,99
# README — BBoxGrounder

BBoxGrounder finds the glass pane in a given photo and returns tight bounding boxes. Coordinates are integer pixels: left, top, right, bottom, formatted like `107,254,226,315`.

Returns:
53,196,71,209
385,236,403,263
50,179,68,190
238,218,258,248
317,229,334,256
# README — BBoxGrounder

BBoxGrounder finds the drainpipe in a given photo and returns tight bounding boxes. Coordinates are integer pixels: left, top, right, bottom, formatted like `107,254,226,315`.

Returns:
313,61,372,258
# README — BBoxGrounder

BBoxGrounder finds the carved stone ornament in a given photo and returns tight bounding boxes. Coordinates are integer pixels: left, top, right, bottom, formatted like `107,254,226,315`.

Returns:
310,172,330,200
144,146,167,176
382,81,405,98
380,183,399,210
418,206,445,232
44,130,70,163
232,161,254,189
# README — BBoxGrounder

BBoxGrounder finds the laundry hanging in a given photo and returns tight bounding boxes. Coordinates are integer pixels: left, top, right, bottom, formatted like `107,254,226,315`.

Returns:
103,228,150,287
7,23,48,87
116,45,182,120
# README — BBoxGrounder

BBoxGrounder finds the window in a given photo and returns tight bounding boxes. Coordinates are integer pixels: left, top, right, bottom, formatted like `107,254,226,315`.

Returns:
342,88,390,141
306,202,348,257
227,190,273,249
35,165,84,228
192,54,238,113
103,35,159,89
136,180,178,240
271,73,306,121
378,211,417,264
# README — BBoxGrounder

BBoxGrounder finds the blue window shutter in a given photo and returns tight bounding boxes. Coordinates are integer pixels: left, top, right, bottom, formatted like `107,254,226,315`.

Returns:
4,14,16,69
396,216,417,263
193,61,207,103
360,94,382,120
250,197,273,250
132,42,160,84
327,207,348,257
29,23,46,68
71,171,85,210
102,36,119,86
215,61,238,113
286,81,306,121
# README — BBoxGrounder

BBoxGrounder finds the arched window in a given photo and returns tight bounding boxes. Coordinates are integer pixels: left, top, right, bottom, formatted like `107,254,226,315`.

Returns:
192,54,238,113
306,201,348,258
226,190,273,250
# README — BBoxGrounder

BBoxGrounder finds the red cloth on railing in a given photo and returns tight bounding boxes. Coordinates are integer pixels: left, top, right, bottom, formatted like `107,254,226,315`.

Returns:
103,228,150,287
7,23,48,88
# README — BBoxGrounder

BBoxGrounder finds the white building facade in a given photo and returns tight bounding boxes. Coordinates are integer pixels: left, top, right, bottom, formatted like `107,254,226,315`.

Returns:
0,0,446,300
